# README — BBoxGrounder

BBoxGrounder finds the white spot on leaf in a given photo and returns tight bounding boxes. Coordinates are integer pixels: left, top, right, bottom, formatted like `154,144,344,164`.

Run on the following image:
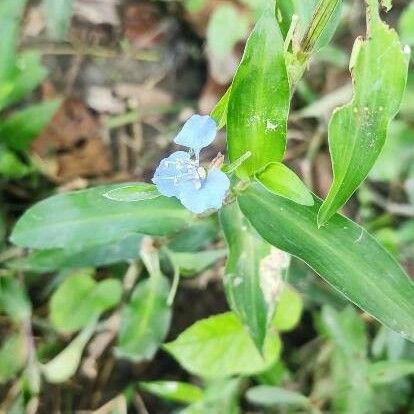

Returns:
259,248,290,306
233,276,243,287
266,120,278,131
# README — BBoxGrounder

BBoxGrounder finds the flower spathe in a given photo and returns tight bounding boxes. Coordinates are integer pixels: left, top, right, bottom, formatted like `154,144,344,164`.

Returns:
152,115,230,214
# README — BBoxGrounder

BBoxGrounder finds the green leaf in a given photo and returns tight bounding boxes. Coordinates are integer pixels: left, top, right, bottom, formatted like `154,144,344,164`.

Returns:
164,312,281,379
9,234,143,273
210,87,231,129
318,1,410,225
246,385,310,408
168,249,226,276
42,321,96,384
181,378,241,414
273,286,303,332
0,276,31,323
298,0,343,55
10,184,194,249
140,381,204,404
168,217,218,252
116,244,171,363
238,183,414,341
43,0,74,40
183,0,205,13
103,184,161,202
400,2,414,46
254,359,287,387
369,120,414,182
321,306,367,356
0,100,61,151
256,162,314,206
372,326,407,361
227,9,290,178
0,0,26,84
0,145,30,178
367,360,414,385
288,257,348,308
0,51,48,111
50,271,122,334
276,0,340,50
207,5,249,59
0,332,27,383
320,306,372,413
221,203,289,351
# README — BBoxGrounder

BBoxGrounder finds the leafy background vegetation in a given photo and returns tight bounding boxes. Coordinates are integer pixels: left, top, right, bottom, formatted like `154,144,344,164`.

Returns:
1,0,414,413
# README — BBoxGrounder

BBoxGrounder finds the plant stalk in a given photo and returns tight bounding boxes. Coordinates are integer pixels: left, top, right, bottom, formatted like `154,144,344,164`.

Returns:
300,0,343,58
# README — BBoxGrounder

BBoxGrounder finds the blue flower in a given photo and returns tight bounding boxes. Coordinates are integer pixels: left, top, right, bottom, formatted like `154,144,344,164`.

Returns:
174,114,217,157
152,115,230,214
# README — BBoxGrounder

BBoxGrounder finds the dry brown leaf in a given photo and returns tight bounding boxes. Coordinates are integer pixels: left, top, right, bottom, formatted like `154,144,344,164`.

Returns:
32,97,112,181
122,2,167,49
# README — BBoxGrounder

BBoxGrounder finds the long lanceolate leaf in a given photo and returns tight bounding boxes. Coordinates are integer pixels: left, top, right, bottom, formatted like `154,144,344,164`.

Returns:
116,238,171,362
238,183,414,341
318,0,410,226
226,9,290,178
221,203,280,351
10,185,194,249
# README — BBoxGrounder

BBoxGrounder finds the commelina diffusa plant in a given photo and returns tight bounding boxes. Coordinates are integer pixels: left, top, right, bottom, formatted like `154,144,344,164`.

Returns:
8,0,414,382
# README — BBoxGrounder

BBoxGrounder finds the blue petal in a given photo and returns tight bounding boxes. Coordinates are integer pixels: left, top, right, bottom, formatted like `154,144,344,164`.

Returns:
179,168,230,214
152,151,191,197
174,115,217,154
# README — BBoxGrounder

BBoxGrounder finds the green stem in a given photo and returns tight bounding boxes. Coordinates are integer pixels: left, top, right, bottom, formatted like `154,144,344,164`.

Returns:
366,0,381,33
288,0,343,93
299,0,343,58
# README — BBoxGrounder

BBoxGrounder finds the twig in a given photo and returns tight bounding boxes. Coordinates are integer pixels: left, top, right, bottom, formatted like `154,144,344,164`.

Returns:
22,43,158,62
65,55,83,95
104,101,193,130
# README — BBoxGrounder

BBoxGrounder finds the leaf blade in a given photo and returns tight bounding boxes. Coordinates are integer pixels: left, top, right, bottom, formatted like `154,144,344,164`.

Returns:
227,10,290,177
0,100,61,151
238,183,414,341
318,1,410,225
116,276,171,362
220,203,270,351
164,312,281,379
10,184,194,249
256,162,314,206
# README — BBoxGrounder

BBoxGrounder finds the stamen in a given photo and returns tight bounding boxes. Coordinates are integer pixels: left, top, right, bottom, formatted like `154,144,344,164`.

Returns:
158,153,208,191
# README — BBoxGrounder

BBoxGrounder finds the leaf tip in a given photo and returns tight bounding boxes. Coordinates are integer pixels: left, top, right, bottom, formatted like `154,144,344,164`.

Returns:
317,208,329,228
301,193,315,207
